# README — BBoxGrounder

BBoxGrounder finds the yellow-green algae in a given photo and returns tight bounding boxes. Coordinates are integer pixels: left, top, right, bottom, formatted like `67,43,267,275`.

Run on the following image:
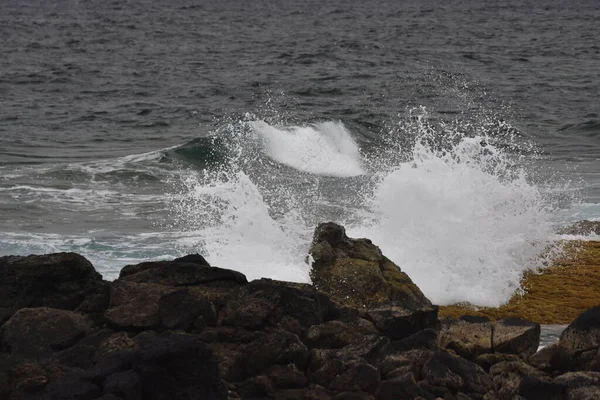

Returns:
439,241,600,324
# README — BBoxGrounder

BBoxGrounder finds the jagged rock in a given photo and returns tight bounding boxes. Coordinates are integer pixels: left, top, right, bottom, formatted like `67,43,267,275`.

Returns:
388,328,438,352
553,371,600,400
218,279,337,335
267,364,308,389
366,305,438,340
422,352,494,397
492,318,540,356
379,349,434,380
0,307,91,358
0,252,104,312
309,222,431,310
306,318,378,349
557,305,600,370
489,360,548,399
132,331,226,400
438,316,493,360
475,353,521,373
158,288,217,331
104,281,177,329
119,257,247,287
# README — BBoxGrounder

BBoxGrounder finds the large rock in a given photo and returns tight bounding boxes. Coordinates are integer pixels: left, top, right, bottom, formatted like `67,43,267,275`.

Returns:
0,253,103,311
309,222,431,310
104,281,177,329
218,279,337,335
366,305,438,341
0,307,91,358
492,318,540,356
553,306,600,371
438,316,493,360
119,256,247,287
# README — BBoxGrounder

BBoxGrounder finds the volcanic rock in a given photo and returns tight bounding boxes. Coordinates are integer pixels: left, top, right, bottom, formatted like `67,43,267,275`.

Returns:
309,222,431,310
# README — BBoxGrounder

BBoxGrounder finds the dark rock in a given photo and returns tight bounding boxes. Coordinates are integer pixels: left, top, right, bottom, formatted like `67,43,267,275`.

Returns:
232,328,309,382
366,305,438,340
337,335,390,365
474,353,521,373
173,253,211,266
104,281,176,329
76,282,111,314
95,332,138,363
119,258,247,288
518,375,567,400
275,385,331,400
528,342,559,372
54,345,97,369
158,288,216,331
379,349,434,381
0,307,91,358
236,375,274,398
489,361,548,399
103,370,141,400
310,356,380,395
43,377,102,399
557,305,600,370
553,371,600,400
0,252,103,311
133,331,225,400
492,318,540,356
309,223,432,310
388,328,438,352
267,364,308,389
422,352,493,395
306,318,378,349
218,279,336,335
377,372,437,400
438,316,492,360
333,392,375,400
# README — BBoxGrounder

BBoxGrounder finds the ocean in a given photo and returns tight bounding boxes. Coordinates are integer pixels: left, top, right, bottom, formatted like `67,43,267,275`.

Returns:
1,0,599,308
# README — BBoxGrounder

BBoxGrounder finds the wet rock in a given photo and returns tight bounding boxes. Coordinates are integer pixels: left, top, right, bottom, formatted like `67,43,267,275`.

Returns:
133,331,225,400
557,305,600,370
232,328,309,381
558,220,600,235
119,257,247,288
0,252,103,311
267,364,308,389
309,222,431,310
489,360,548,399
0,307,91,358
388,328,438,352
306,318,378,349
553,371,600,400
475,353,521,373
492,318,540,356
104,281,176,329
366,305,438,340
422,352,493,396
218,279,336,335
158,288,216,331
438,316,493,360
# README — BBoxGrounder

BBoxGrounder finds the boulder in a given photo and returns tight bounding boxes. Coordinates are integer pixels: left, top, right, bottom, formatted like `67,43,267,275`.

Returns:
306,318,378,349
559,306,600,363
0,307,91,358
492,318,540,356
366,305,438,340
218,279,337,335
0,252,103,311
438,316,493,360
158,288,217,331
119,256,247,288
421,352,494,396
489,360,548,399
104,281,177,329
553,371,600,400
309,222,431,310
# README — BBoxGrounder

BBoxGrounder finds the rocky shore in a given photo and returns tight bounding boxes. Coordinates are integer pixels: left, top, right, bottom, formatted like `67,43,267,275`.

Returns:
1,223,600,399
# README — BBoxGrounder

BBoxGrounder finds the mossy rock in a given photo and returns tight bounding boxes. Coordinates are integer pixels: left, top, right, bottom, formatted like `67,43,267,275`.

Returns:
439,241,600,324
309,222,431,310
